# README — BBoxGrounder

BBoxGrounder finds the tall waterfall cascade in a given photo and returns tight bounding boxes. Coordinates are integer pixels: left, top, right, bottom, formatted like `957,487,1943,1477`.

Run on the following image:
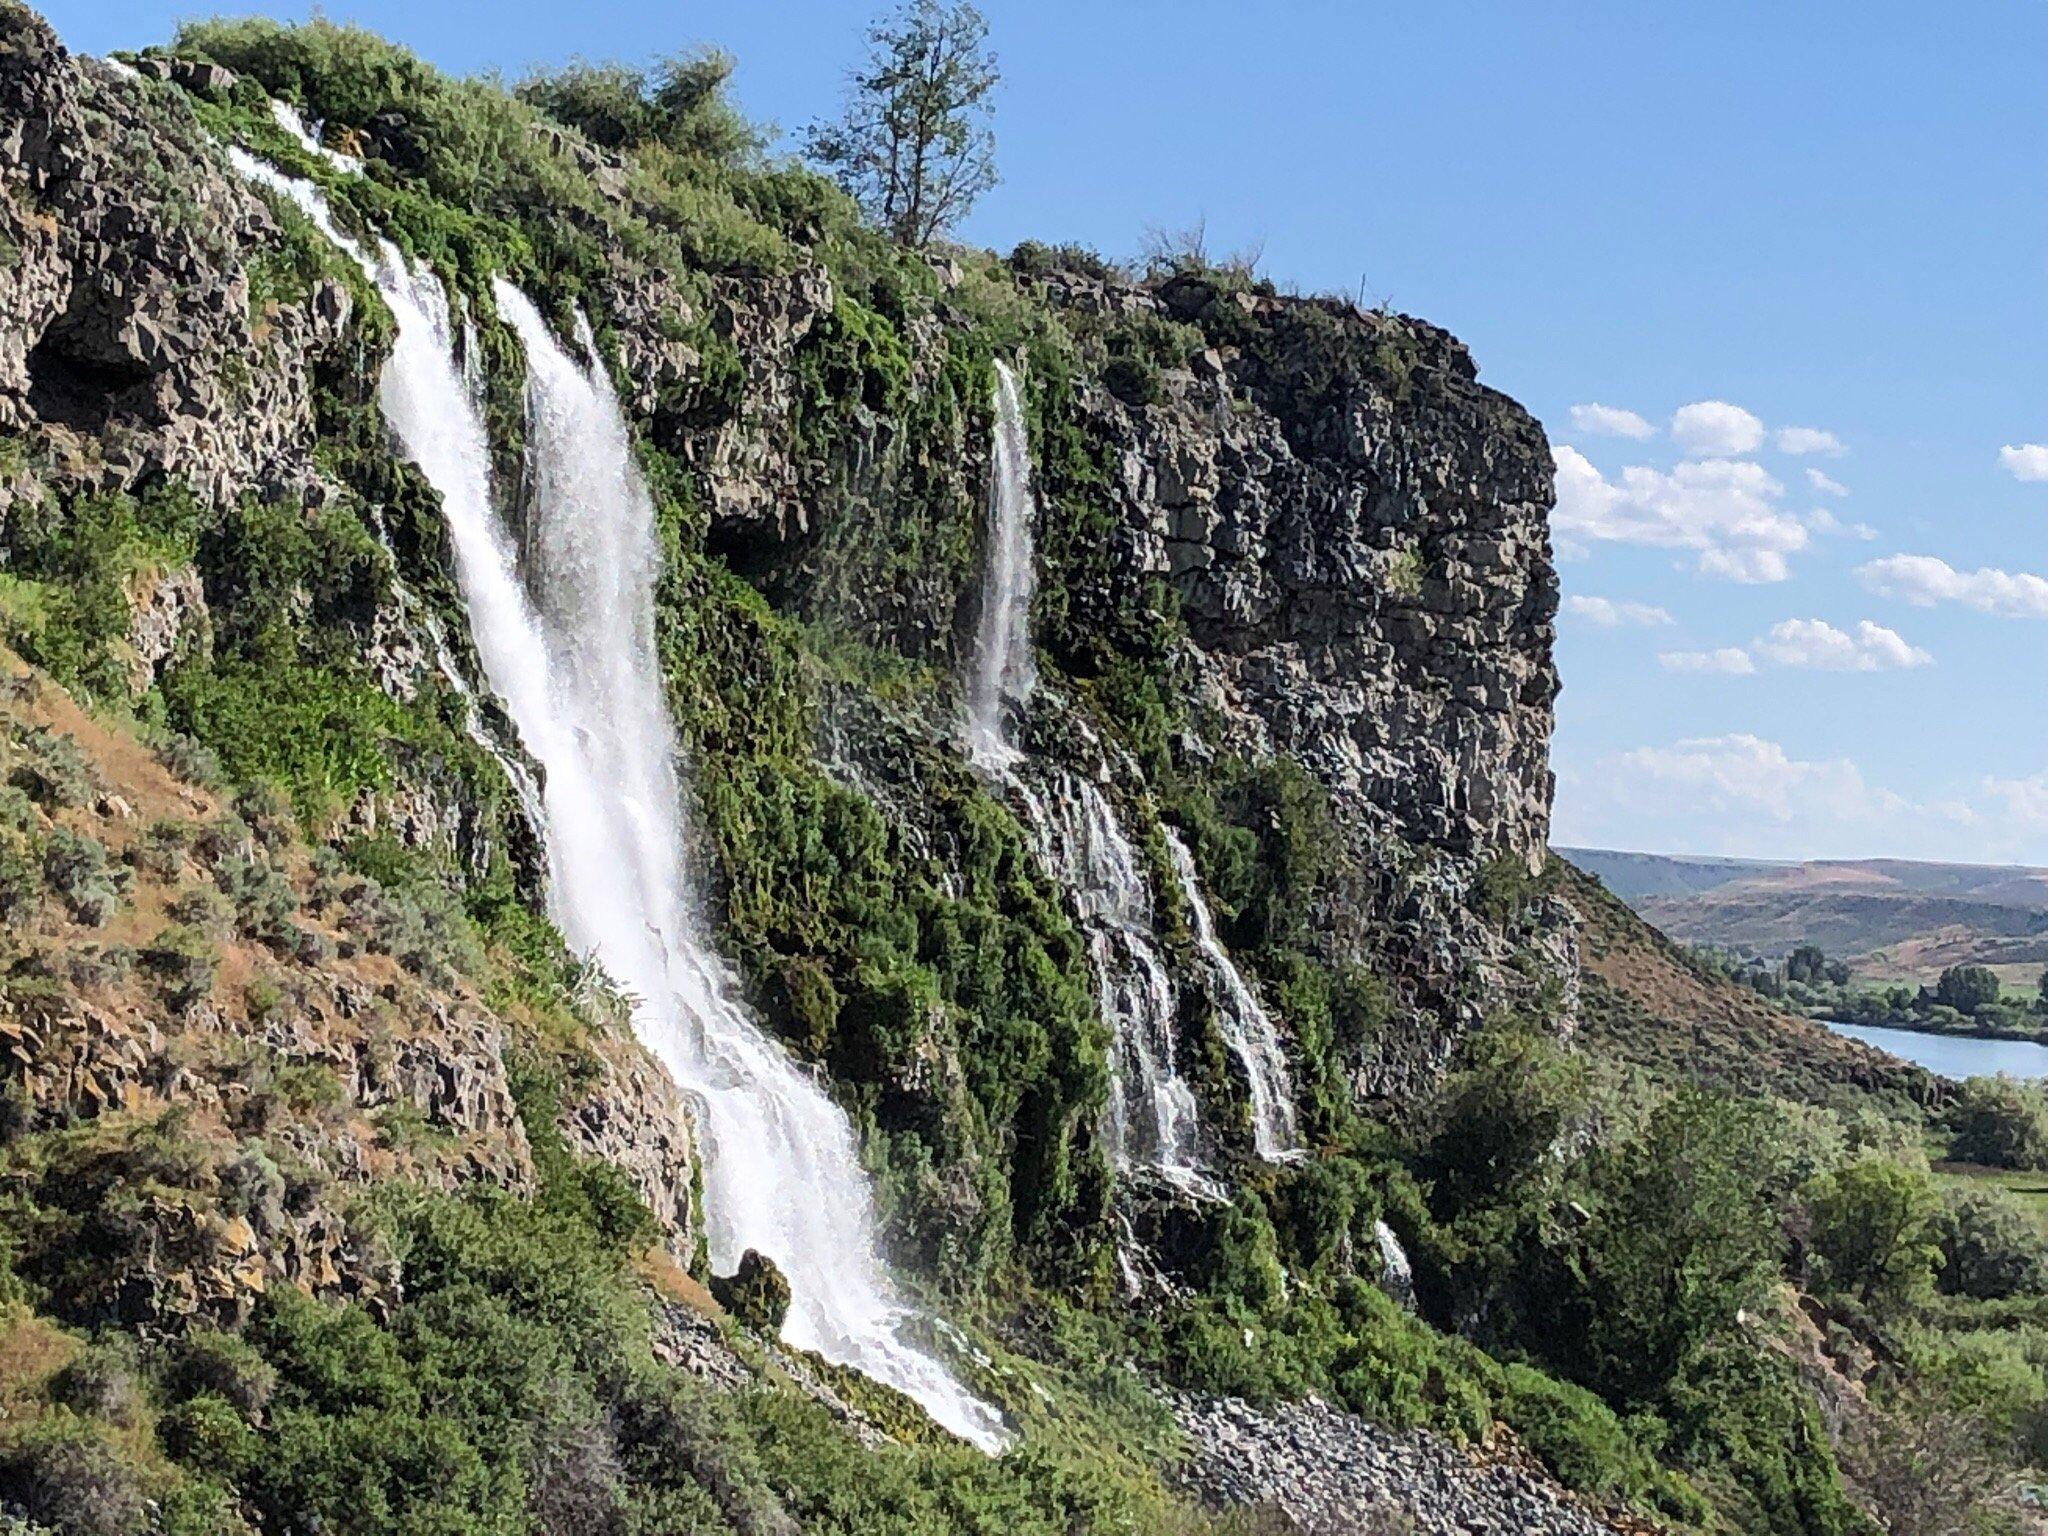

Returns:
1164,831,1301,1160
227,147,1005,1451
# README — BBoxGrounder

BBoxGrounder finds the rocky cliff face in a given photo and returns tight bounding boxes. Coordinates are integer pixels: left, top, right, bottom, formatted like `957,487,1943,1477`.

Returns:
1047,268,1558,872
0,8,703,1313
0,0,1575,1239
0,13,345,507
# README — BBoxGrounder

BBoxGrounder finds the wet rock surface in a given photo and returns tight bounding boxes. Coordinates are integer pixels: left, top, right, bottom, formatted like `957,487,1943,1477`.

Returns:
1174,1393,1627,1536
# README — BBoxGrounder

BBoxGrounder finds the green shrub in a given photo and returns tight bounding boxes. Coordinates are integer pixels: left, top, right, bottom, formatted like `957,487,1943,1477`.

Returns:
158,1394,260,1483
165,883,233,937
710,1248,792,1335
162,1330,280,1418
129,818,197,879
47,1336,145,1428
1421,1022,1587,1213
8,727,96,809
1950,1077,2048,1171
1560,1092,1783,1406
141,924,218,1009
1934,1187,2048,1301
1802,1159,1941,1314
213,852,297,946
0,822,41,924
1498,1363,1661,1504
63,944,134,990
0,1413,152,1536
148,730,224,790
42,827,126,925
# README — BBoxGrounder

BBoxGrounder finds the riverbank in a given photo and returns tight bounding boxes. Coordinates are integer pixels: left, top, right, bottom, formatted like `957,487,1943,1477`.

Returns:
1811,1009,2048,1045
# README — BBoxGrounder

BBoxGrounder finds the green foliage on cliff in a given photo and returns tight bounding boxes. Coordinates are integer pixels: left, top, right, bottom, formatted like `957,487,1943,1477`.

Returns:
651,543,1115,1297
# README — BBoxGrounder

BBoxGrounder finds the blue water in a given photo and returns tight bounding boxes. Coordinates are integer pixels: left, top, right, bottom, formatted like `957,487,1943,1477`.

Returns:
1826,1021,2048,1080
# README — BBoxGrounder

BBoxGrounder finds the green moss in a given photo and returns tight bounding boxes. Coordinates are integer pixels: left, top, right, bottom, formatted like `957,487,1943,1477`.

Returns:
653,549,1113,1296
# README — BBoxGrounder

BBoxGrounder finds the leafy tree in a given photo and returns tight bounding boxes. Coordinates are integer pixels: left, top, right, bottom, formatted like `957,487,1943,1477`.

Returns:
518,51,759,162
1950,1076,2048,1171
1786,944,1827,986
1420,1022,1588,1214
1936,964,2001,1015
806,1,998,246
1567,1092,1782,1404
1803,1158,1941,1312
1932,1186,2048,1300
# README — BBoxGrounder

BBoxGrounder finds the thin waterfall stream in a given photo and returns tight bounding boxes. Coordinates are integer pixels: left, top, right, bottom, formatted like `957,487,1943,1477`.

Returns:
227,147,1005,1451
1164,830,1300,1160
965,362,1227,1190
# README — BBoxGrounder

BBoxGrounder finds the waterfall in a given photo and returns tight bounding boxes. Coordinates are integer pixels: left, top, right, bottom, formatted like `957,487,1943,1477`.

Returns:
963,360,1038,770
961,363,1217,1194
1016,772,1216,1194
1374,1220,1417,1310
227,151,1004,1451
1164,830,1301,1160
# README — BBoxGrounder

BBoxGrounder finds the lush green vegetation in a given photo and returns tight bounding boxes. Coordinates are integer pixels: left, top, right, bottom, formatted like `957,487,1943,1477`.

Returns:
0,1083,1263,1536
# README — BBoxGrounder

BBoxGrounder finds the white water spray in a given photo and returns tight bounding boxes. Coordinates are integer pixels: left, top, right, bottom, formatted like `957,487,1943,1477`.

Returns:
1017,773,1216,1192
228,151,1004,1450
1164,830,1300,1160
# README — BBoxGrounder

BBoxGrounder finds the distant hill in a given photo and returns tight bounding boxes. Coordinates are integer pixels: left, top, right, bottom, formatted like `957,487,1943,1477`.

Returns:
1562,847,2048,986
1559,848,1782,902
1554,859,1934,1104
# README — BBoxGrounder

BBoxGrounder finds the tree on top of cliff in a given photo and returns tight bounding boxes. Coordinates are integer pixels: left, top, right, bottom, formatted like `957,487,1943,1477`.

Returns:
804,0,998,247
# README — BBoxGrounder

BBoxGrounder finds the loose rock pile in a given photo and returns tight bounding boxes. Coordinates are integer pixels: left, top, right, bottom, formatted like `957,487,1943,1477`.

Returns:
1174,1393,1627,1536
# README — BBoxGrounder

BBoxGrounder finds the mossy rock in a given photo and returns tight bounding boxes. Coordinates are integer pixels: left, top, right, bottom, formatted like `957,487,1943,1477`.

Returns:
711,1248,791,1336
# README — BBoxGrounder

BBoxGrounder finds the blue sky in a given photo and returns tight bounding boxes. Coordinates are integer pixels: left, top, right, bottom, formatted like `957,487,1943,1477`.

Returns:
43,1,2048,864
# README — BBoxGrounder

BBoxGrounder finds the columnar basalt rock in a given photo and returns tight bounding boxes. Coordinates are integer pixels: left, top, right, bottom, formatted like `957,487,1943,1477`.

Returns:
1036,267,1559,872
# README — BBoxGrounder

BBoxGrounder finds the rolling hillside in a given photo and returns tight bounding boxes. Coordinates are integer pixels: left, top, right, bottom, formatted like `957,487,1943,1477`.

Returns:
1562,847,2048,987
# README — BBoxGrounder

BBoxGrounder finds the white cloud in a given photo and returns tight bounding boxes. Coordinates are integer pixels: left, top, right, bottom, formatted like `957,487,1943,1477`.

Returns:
1568,402,1655,440
1554,735,2048,862
1775,426,1845,457
1671,400,1765,456
1806,468,1849,497
1658,647,1755,675
1752,618,1930,671
1553,446,1807,582
1856,554,2048,619
2001,444,2048,482
1983,774,2048,829
1603,734,1907,824
1564,595,1673,627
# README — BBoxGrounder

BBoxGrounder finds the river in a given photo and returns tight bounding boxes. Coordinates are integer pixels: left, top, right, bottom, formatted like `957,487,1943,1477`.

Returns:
1826,1020,2048,1080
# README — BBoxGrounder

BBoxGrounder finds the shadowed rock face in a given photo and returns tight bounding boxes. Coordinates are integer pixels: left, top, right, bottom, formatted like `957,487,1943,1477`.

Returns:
1049,270,1559,871
0,9,354,505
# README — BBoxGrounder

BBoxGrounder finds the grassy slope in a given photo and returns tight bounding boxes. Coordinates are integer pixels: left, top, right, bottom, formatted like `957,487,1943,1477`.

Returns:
0,648,1279,1536
1561,858,1935,1110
